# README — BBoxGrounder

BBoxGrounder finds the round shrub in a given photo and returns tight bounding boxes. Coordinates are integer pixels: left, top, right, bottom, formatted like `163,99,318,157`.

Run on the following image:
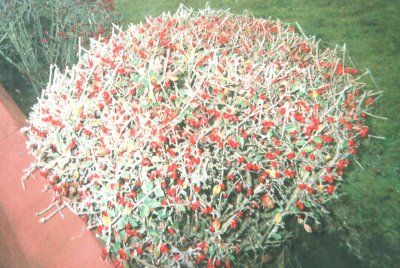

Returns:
22,5,379,268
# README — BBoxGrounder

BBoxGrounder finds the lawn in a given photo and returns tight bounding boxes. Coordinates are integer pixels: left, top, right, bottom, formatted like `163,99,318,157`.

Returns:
114,1,400,267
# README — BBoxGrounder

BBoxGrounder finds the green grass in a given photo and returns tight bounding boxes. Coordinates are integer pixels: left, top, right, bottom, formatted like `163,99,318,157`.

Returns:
116,1,400,267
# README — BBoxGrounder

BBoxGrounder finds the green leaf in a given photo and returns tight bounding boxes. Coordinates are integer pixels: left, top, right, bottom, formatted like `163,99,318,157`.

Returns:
111,242,121,253
117,217,128,230
238,137,245,148
156,209,168,219
271,232,282,240
266,129,273,139
246,156,253,162
141,103,152,109
142,78,149,87
143,197,161,208
148,229,161,242
136,88,144,97
137,192,145,201
142,180,154,194
314,137,322,144
292,206,300,213
119,230,127,239
179,110,187,120
229,255,235,261
209,245,215,256
186,113,195,119
120,170,130,179
149,70,157,77
82,161,94,168
296,140,305,146
128,218,139,228
286,125,297,132
177,205,186,212
254,154,263,162
107,208,115,218
154,186,165,197
303,145,315,153
140,206,150,218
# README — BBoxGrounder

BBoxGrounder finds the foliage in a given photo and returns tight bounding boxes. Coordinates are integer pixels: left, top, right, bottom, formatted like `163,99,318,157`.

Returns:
22,5,381,268
0,0,120,95
117,2,400,267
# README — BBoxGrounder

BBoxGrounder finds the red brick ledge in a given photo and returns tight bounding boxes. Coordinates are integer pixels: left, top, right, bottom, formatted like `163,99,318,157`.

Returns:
0,84,111,268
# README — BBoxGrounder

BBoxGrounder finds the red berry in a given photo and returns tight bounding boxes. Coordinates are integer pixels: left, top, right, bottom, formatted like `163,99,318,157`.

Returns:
230,219,238,230
101,247,108,260
287,151,295,159
167,226,176,235
118,249,128,260
160,243,169,254
326,185,335,194
141,158,151,166
298,183,306,190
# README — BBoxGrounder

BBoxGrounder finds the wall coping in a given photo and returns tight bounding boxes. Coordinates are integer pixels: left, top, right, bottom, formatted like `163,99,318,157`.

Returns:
0,84,111,268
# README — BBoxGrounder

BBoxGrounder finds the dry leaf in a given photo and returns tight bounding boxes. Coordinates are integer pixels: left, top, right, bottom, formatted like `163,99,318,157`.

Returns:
316,185,325,192
304,223,312,233
212,218,221,230
261,194,275,208
95,147,106,157
274,211,282,224
261,254,274,263
297,216,304,224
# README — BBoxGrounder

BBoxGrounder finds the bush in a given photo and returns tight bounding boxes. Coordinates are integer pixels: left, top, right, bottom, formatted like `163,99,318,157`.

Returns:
22,5,380,268
0,0,120,95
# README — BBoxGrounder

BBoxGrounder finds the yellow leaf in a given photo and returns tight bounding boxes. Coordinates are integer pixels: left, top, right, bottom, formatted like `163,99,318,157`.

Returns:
212,184,222,196
169,75,179,82
123,206,132,215
311,90,319,98
119,142,128,153
316,185,325,192
75,104,83,116
127,140,135,153
103,215,111,227
150,75,157,82
274,211,282,224
91,120,101,127
72,169,80,179
182,179,188,189
266,169,276,179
